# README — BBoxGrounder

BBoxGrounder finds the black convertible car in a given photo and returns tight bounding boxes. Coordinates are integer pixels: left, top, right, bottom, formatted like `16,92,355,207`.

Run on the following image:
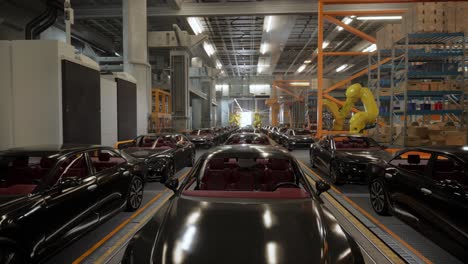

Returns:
0,145,145,263
367,146,468,261
224,133,270,145
187,129,221,148
280,128,315,151
309,135,392,185
122,145,364,264
120,134,195,182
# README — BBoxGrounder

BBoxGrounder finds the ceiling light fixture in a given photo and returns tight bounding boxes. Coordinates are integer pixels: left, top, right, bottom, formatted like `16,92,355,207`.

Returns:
114,52,120,57
297,64,307,73
304,60,312,64
215,60,222,69
265,16,273,32
260,43,269,55
203,42,216,57
362,44,377,53
336,64,349,72
290,82,310,86
322,41,330,49
337,26,344,31
357,16,402,20
343,17,353,25
187,17,204,35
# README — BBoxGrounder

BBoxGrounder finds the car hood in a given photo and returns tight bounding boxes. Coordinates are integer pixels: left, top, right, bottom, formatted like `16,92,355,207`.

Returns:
292,135,314,141
123,148,172,159
338,149,392,162
188,135,213,140
147,196,358,264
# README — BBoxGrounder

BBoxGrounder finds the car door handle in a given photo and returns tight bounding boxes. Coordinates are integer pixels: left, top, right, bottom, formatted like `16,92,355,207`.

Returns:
88,184,98,192
384,173,393,179
420,188,432,196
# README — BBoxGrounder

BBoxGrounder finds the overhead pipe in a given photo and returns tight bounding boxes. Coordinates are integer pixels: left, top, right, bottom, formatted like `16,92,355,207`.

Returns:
32,7,58,39
25,3,53,39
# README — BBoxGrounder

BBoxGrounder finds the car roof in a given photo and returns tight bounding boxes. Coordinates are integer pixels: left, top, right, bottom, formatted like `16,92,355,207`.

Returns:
0,144,110,157
199,145,291,160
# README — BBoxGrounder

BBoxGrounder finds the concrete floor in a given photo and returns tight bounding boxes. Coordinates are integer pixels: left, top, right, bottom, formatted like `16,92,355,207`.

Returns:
46,147,461,264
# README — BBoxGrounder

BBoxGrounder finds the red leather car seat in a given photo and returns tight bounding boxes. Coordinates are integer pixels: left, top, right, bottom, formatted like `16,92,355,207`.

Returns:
201,159,231,190
266,159,293,188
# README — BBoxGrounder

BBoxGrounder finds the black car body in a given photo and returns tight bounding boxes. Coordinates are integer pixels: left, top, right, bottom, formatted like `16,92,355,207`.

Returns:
187,129,221,148
270,127,288,143
0,145,145,263
120,134,195,182
310,135,392,185
224,133,271,145
368,146,468,261
122,145,364,264
281,129,316,150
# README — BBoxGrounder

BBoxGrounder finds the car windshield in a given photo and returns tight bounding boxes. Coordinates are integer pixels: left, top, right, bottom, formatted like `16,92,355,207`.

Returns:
334,136,380,149
226,135,270,145
0,154,56,195
181,156,311,199
139,136,175,149
293,130,311,136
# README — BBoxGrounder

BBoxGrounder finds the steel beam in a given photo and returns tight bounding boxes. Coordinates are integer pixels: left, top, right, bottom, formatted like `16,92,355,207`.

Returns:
324,15,377,43
74,1,410,18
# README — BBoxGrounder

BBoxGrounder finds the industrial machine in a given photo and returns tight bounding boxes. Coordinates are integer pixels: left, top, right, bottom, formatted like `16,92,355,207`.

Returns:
323,83,378,134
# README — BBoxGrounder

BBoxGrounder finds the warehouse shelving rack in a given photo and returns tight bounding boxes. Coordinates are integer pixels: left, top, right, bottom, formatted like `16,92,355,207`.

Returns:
380,32,467,146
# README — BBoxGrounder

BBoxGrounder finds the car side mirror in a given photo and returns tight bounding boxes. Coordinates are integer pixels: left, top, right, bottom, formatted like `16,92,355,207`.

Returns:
59,177,82,189
165,178,179,193
176,142,184,148
315,180,330,196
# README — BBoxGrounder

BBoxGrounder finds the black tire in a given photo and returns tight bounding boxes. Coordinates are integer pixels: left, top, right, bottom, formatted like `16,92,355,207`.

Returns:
329,161,345,186
309,153,317,168
126,176,144,212
369,178,390,216
0,240,28,264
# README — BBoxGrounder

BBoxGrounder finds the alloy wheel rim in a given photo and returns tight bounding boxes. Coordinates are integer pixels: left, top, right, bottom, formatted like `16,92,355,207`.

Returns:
370,181,385,212
129,178,143,208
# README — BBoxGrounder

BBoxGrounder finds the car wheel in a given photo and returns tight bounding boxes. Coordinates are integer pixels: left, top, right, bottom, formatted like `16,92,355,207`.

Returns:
126,176,144,212
370,178,390,216
309,153,316,168
329,161,344,186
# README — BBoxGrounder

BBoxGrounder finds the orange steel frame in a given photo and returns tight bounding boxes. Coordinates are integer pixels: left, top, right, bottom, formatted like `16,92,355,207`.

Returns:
316,0,407,137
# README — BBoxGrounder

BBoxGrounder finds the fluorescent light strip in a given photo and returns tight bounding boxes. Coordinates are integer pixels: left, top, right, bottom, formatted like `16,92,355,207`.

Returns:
357,16,402,20
343,17,353,25
362,44,377,53
322,41,330,49
304,60,312,64
260,43,269,55
203,42,215,57
187,17,203,35
215,60,222,69
265,16,273,32
290,82,310,86
336,64,348,72
297,64,307,73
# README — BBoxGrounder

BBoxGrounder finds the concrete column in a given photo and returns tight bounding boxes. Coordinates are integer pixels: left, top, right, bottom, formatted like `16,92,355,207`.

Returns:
170,50,190,132
123,0,151,135
201,79,213,128
191,97,202,129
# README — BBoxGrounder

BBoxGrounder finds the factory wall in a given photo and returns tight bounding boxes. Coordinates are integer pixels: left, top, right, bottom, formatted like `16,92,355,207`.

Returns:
0,42,13,150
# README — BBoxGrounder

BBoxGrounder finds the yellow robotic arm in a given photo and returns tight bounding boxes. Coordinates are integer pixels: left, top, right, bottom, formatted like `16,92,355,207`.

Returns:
323,83,379,134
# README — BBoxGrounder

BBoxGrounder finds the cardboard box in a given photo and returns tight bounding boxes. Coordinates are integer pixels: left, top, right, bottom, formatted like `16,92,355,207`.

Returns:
429,135,446,146
408,126,429,139
444,131,466,146
406,136,422,147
